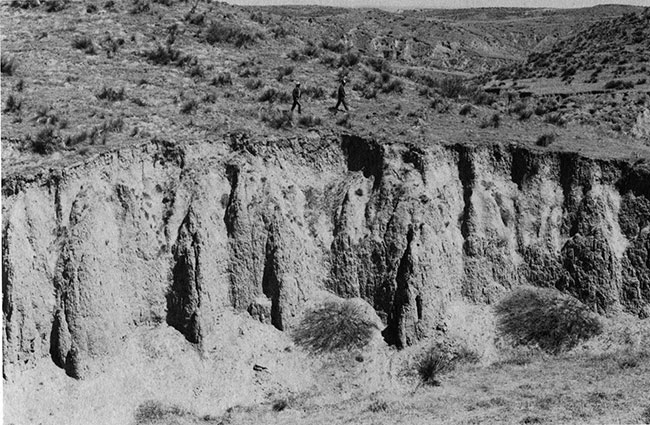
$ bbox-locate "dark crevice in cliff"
[383,226,414,349]
[341,135,384,189]
[510,146,537,191]
[402,144,427,183]
[2,225,13,380]
[456,145,475,255]
[167,208,203,344]
[617,160,650,200]
[261,222,283,331]
[223,164,240,237]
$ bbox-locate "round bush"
[293,298,379,353]
[495,287,603,353]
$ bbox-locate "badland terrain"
[2,1,650,424]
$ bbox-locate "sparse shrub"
[130,0,150,14]
[641,405,650,424]
[134,400,189,424]
[211,72,232,86]
[518,108,533,121]
[31,127,60,154]
[636,78,647,85]
[495,286,603,354]
[338,51,360,68]
[10,0,39,8]
[259,87,281,103]
[205,21,260,48]
[536,133,556,147]
[297,114,321,127]
[301,42,319,58]
[238,65,260,78]
[509,101,527,116]
[292,299,377,352]
[270,25,288,39]
[437,76,468,99]
[303,86,324,99]
[459,104,473,116]
[97,86,125,101]
[416,341,479,386]
[180,98,199,114]
[320,38,346,53]
[104,0,115,9]
[187,64,204,78]
[33,106,59,126]
[44,0,68,12]
[417,348,454,386]
[86,3,98,13]
[544,112,566,127]
[367,400,390,412]
[319,54,338,68]
[365,57,391,74]
[244,78,263,90]
[4,94,22,113]
[479,113,500,128]
[336,113,351,128]
[260,107,292,129]
[604,79,634,90]
[272,399,288,412]
[381,78,403,94]
[472,90,496,106]
[143,44,194,67]
[287,50,304,61]
[275,65,294,82]
[14,79,24,92]
[72,36,97,55]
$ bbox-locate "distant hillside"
[494,8,650,83]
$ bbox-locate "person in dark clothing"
[291,82,302,114]
[335,78,349,112]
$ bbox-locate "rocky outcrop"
[3,134,649,379]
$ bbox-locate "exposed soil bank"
[3,133,649,379]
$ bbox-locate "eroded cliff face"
[3,134,649,379]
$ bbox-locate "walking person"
[291,82,302,114]
[334,77,349,113]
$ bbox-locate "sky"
[225,0,650,9]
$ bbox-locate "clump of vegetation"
[130,0,150,14]
[44,0,68,12]
[417,341,479,386]
[187,64,204,79]
[320,38,346,53]
[297,114,322,127]
[302,86,325,99]
[604,79,634,90]
[143,44,195,67]
[205,21,261,48]
[275,65,294,82]
[180,98,199,114]
[97,86,125,101]
[4,94,22,113]
[338,51,360,68]
[31,127,60,154]
[479,113,500,128]
[32,105,60,126]
[495,286,603,354]
[134,400,193,424]
[72,35,96,54]
[259,107,292,129]
[244,78,263,90]
[258,87,291,103]
[536,133,556,147]
[1,53,17,75]
[459,104,474,116]
[544,112,566,127]
[211,72,232,86]
[292,299,378,353]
